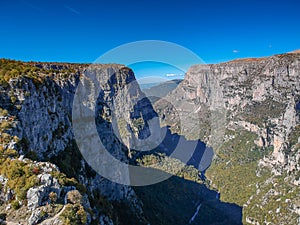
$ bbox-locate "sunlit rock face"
[155,52,300,224]
[0,62,156,224]
[158,52,300,171]
[1,51,300,224]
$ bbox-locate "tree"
[67,190,82,204]
[49,192,58,204]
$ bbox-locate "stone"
[28,208,41,225]
[99,215,114,225]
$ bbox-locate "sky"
[0,0,299,79]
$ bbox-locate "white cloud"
[166,73,183,77]
[166,73,176,77]
[233,50,239,53]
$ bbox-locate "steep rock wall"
[155,52,300,224]
[0,62,155,224]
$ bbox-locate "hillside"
[155,52,300,224]
[0,59,241,225]
[141,79,182,100]
[1,51,299,224]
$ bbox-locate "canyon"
[0,50,299,224]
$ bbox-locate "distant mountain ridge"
[141,79,182,99]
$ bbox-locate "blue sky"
[0,0,299,78]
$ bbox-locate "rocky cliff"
[155,52,300,224]
[0,59,245,225]
[0,60,152,224]
[1,51,299,224]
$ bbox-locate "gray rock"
[155,52,300,224]
[27,173,61,209]
[99,215,114,225]
[28,208,41,225]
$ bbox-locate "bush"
[0,58,80,86]
[137,153,203,183]
[10,96,17,103]
[0,159,38,200]
[60,203,87,225]
[67,190,82,205]
[49,192,58,204]
[0,108,8,117]
[0,121,11,130]
[11,200,21,210]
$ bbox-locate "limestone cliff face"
[205,53,298,173]
[0,62,154,224]
[159,52,300,172]
[155,52,300,224]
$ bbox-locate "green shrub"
[0,58,77,86]
[49,192,58,204]
[10,96,17,103]
[0,121,11,130]
[0,159,39,200]
[60,203,87,225]
[243,174,300,224]
[137,153,203,183]
[0,108,8,117]
[89,190,113,217]
[67,190,82,204]
[11,200,21,210]
[40,209,48,219]
[50,140,83,179]
[242,99,286,127]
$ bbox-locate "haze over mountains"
[141,79,182,99]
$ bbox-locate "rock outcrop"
[155,52,300,224]
[0,61,152,224]
[1,51,299,224]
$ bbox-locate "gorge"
[0,50,300,225]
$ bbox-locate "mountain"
[139,82,161,90]
[141,79,182,99]
[290,49,300,54]
[154,52,300,224]
[0,60,150,224]
[1,50,299,224]
[0,59,241,225]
